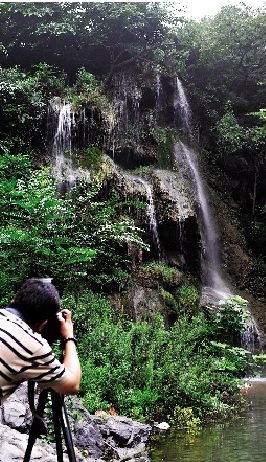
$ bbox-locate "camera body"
[41,312,62,345]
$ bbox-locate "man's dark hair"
[10,278,61,325]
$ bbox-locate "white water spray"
[132,176,161,260]
[174,76,192,138]
[174,77,230,299]
[175,141,229,298]
[49,98,89,191]
[51,100,76,187]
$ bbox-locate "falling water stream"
[175,141,229,299]
[133,176,161,260]
[50,99,89,191]
[174,77,230,299]
[51,100,76,188]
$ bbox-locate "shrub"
[175,283,199,313]
[70,291,253,423]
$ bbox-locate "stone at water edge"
[154,422,170,430]
[113,442,146,461]
[104,415,151,446]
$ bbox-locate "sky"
[179,0,265,19]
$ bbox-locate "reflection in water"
[151,377,266,462]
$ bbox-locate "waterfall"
[241,317,261,352]
[174,77,230,300]
[175,142,229,298]
[53,102,74,157]
[116,76,129,134]
[49,98,89,191]
[132,176,161,260]
[50,100,76,188]
[174,76,192,139]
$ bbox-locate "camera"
[41,311,63,345]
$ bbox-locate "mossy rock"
[136,263,183,289]
[160,288,178,311]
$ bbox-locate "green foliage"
[0,153,147,304]
[141,262,182,287]
[216,107,246,153]
[0,154,94,304]
[176,4,266,127]
[217,105,266,155]
[206,296,250,344]
[175,283,200,313]
[73,147,102,170]
[70,290,253,423]
[173,406,201,430]
[210,342,253,376]
[0,3,183,77]
[75,68,99,95]
[160,288,178,310]
[131,166,152,175]
[0,64,66,149]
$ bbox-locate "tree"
[0,2,184,79]
[216,105,266,216]
[175,4,266,135]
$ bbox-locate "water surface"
[151,377,266,462]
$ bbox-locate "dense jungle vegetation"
[0,2,265,424]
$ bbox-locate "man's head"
[10,278,61,328]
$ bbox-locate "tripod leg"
[60,402,77,462]
[23,389,49,462]
[51,391,65,462]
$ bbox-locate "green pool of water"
[150,377,266,462]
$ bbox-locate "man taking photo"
[0,278,81,403]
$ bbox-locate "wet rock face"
[127,284,167,320]
[108,144,156,170]
[209,189,252,288]
[152,169,194,223]
[99,157,201,274]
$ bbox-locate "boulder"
[0,422,70,462]
[105,416,150,447]
[0,383,31,432]
[0,386,151,462]
[112,443,146,461]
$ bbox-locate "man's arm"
[51,309,81,394]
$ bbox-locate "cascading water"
[174,76,192,139]
[53,102,74,157]
[133,176,161,260]
[49,98,89,192]
[174,77,230,300]
[175,141,229,299]
[51,99,76,189]
[174,78,262,350]
[113,75,142,141]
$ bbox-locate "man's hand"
[57,309,74,338]
[52,308,81,395]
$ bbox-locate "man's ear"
[35,319,48,333]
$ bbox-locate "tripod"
[23,384,76,462]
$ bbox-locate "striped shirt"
[0,309,70,403]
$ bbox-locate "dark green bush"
[69,291,253,423]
